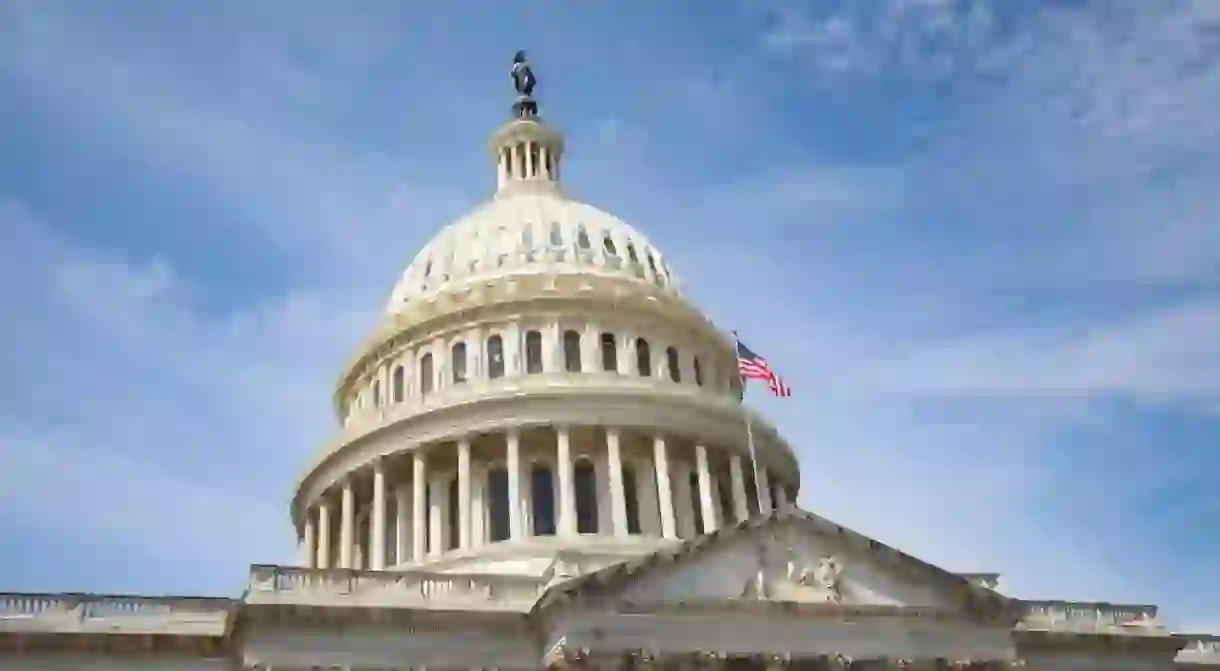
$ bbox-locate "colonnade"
[300,425,794,570]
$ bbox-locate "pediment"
[539,509,1011,624]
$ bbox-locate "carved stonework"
[812,556,844,602]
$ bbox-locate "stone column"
[730,455,749,523]
[471,466,486,546]
[458,438,472,550]
[369,460,386,570]
[316,501,331,569]
[507,322,523,376]
[581,321,598,372]
[394,483,410,564]
[339,479,355,569]
[606,428,628,537]
[507,429,523,539]
[412,451,427,562]
[653,436,677,539]
[695,444,717,533]
[429,474,447,557]
[556,426,577,537]
[303,513,317,569]
[757,467,773,515]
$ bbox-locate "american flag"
[736,338,792,397]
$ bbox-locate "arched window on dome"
[600,333,618,372]
[420,353,434,396]
[666,347,681,383]
[693,357,703,387]
[549,221,563,246]
[689,470,704,534]
[423,260,433,278]
[372,380,382,407]
[574,458,598,534]
[447,478,460,550]
[622,465,642,534]
[525,330,543,374]
[451,342,467,384]
[487,467,510,542]
[635,338,651,377]
[576,225,591,250]
[530,464,556,536]
[717,474,735,524]
[646,250,658,275]
[563,330,582,373]
[486,334,505,379]
[392,365,404,403]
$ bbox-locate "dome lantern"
[492,51,565,197]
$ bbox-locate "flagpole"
[732,330,765,518]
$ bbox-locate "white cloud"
[833,299,1220,403]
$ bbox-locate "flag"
[736,338,792,397]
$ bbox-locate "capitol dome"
[291,84,798,579]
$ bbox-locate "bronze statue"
[511,50,536,97]
[511,50,539,118]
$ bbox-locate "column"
[339,479,355,569]
[458,438,472,550]
[653,436,677,539]
[730,455,748,523]
[581,322,598,372]
[370,460,386,570]
[429,474,446,557]
[412,451,427,562]
[394,483,410,564]
[471,467,486,546]
[606,429,628,537]
[303,511,317,569]
[507,429,523,539]
[775,480,792,510]
[695,445,717,533]
[316,501,331,569]
[757,466,773,514]
[507,322,523,375]
[556,426,577,537]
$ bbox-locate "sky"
[0,0,1217,632]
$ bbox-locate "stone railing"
[0,592,233,635]
[245,565,547,611]
[1015,600,1165,635]
[1176,635,1220,665]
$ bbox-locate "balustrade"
[1017,600,1161,633]
[247,564,546,607]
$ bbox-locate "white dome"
[385,192,681,313]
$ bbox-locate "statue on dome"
[511,50,539,118]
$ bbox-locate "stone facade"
[2,67,1214,671]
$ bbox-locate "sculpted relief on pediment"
[740,543,846,603]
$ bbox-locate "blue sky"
[1,0,1217,631]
